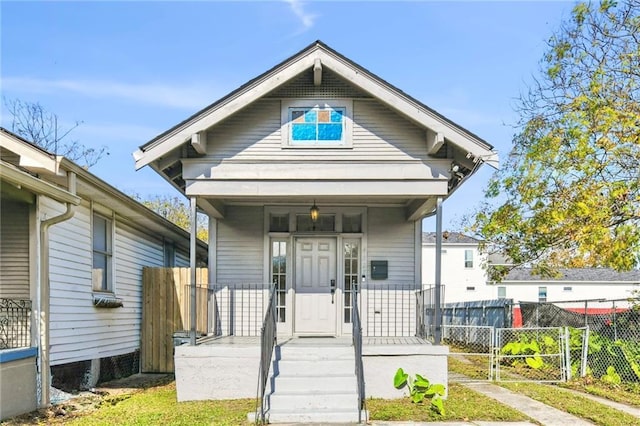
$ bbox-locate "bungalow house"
[133,41,498,423]
[0,128,207,420]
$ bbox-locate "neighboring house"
[422,231,640,305]
[133,40,498,420]
[498,268,640,305]
[0,128,207,420]
[422,232,489,302]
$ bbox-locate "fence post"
[612,300,617,341]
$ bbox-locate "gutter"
[38,171,77,408]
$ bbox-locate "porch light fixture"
[310,201,319,222]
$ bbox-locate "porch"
[173,284,448,412]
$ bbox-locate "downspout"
[39,171,76,408]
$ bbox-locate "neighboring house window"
[272,240,287,323]
[92,213,113,292]
[464,250,473,268]
[538,286,548,302]
[282,100,352,148]
[164,241,176,267]
[497,286,507,299]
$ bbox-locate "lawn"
[2,379,530,425]
[448,353,640,426]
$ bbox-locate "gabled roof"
[503,268,640,283]
[134,40,498,170]
[0,127,207,257]
[422,231,480,244]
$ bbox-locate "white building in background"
[422,232,640,304]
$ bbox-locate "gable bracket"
[191,131,208,155]
[313,58,322,86]
[426,130,445,155]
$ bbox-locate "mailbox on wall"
[370,260,388,280]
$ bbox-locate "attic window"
[282,100,352,148]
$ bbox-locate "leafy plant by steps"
[393,368,446,415]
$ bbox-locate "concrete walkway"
[461,382,593,425]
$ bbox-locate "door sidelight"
[330,279,336,304]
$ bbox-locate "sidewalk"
[461,382,593,425]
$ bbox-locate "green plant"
[501,334,557,370]
[393,368,446,415]
[601,366,622,385]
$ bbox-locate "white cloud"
[284,0,316,30]
[1,76,216,110]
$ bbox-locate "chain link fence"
[442,325,494,381]
[520,299,640,383]
[437,298,640,384]
[495,327,566,382]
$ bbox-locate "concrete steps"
[265,343,363,424]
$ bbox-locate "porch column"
[189,197,197,346]
[434,197,443,344]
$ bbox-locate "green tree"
[135,194,209,242]
[473,0,640,280]
[3,98,108,168]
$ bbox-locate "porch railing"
[363,283,420,337]
[352,286,365,423]
[0,298,32,349]
[255,284,277,424]
[187,283,271,337]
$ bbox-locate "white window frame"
[281,99,353,148]
[464,249,474,268]
[92,210,114,293]
[538,286,548,302]
[497,286,507,299]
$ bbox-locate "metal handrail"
[352,287,366,423]
[254,284,277,424]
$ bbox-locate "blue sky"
[1,1,575,230]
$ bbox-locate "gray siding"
[0,200,30,299]
[367,207,415,284]
[204,99,427,162]
[216,206,264,283]
[364,207,417,337]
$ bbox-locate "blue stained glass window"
[289,106,346,145]
[304,110,317,123]
[318,123,342,140]
[292,123,317,140]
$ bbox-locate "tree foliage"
[135,194,209,242]
[4,98,108,168]
[473,0,640,280]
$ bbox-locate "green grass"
[368,382,532,423]
[449,350,640,426]
[63,383,254,426]
[561,378,640,407]
[500,382,639,426]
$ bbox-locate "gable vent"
[267,69,371,99]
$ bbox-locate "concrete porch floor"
[196,335,430,346]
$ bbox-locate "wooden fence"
[141,267,208,373]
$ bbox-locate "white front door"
[294,238,337,335]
